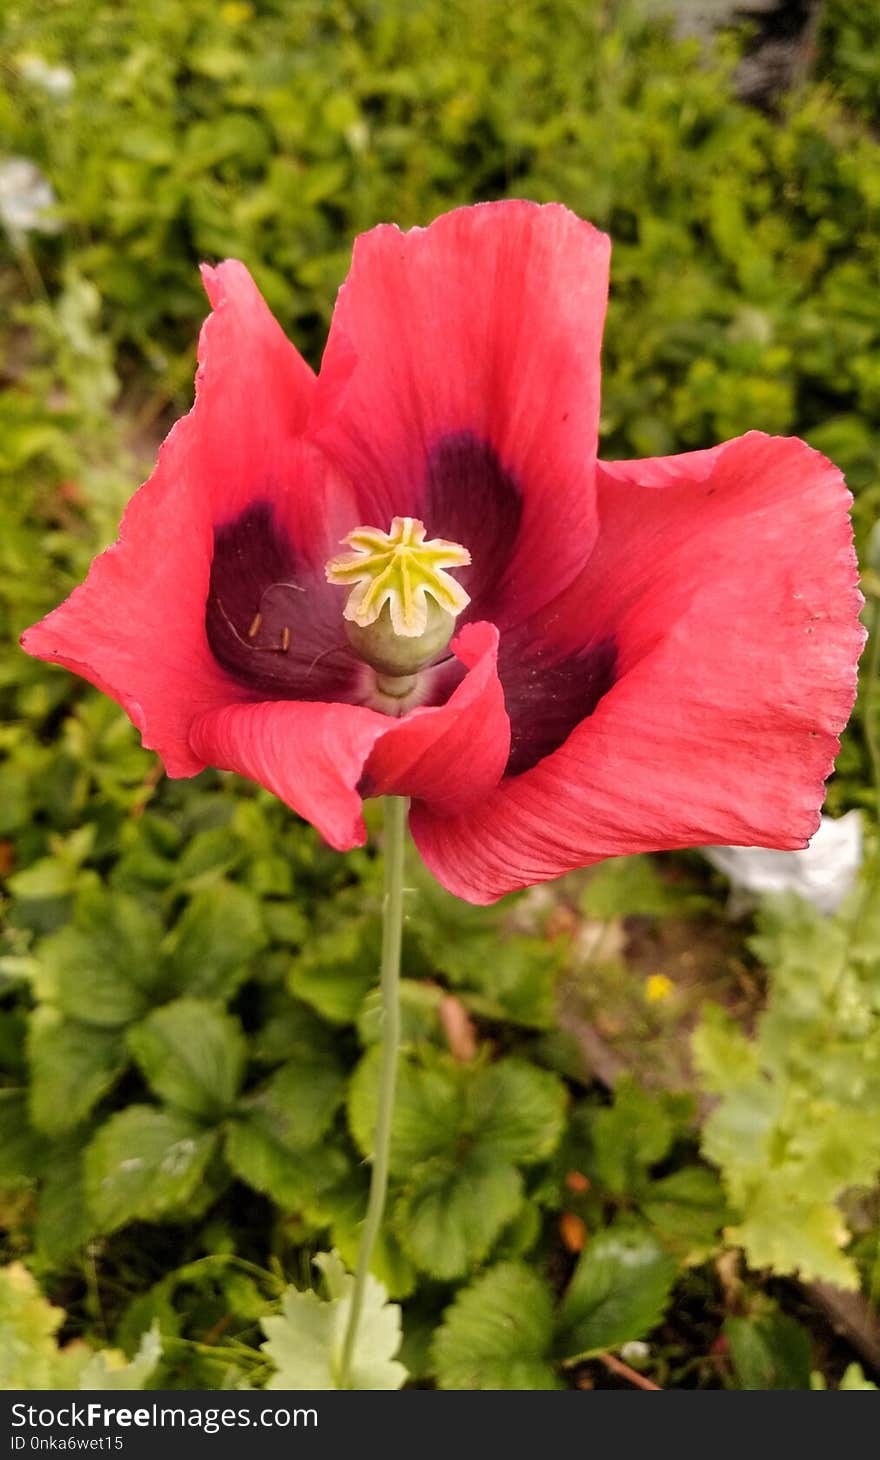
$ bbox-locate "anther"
[247,612,262,639]
[280,626,291,653]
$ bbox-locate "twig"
[599,1353,662,1391]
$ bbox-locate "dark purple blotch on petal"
[499,635,617,778]
[206,501,361,702]
[422,432,522,624]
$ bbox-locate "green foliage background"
[1,0,879,1390]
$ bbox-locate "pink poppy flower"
[21,202,864,903]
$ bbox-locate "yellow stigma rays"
[325,516,471,638]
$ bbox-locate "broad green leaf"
[237,1054,346,1151]
[640,1166,729,1262]
[395,1155,523,1280]
[725,1312,812,1391]
[36,1141,95,1263]
[321,1171,417,1300]
[127,998,246,1120]
[357,979,444,1048]
[350,1048,566,1174]
[85,1107,220,1233]
[226,1051,347,1206]
[351,1049,563,1279]
[260,1251,406,1391]
[0,1090,44,1187]
[250,996,341,1067]
[591,1077,679,1197]
[165,882,265,1000]
[556,1228,677,1361]
[8,858,79,901]
[28,1008,126,1135]
[725,1197,859,1291]
[38,888,165,1027]
[289,913,381,1024]
[174,827,242,888]
[348,1045,463,1170]
[471,1059,568,1165]
[405,870,559,1027]
[433,1263,561,1390]
[226,1115,348,1208]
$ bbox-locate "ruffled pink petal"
[189,623,509,846]
[21,262,329,775]
[411,433,865,903]
[309,200,610,624]
[364,622,509,813]
[189,700,387,849]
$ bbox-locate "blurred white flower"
[18,54,75,99]
[703,811,863,916]
[0,157,61,239]
[620,1340,651,1365]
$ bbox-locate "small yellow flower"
[645,973,674,1004]
[220,2,253,26]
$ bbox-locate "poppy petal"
[309,200,610,625]
[189,623,509,846]
[189,699,386,849]
[364,621,509,814]
[411,433,864,903]
[21,262,325,775]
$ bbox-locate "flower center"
[325,517,471,691]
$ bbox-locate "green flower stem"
[338,793,409,1388]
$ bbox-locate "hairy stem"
[337,794,408,1388]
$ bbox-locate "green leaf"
[251,998,341,1066]
[639,1166,729,1262]
[357,979,444,1048]
[0,1262,65,1389]
[0,1090,44,1187]
[350,1048,564,1279]
[73,1324,162,1391]
[226,1057,348,1208]
[36,1140,95,1264]
[348,1045,461,1170]
[165,882,265,1000]
[432,1263,561,1390]
[85,1107,220,1233]
[289,913,381,1024]
[127,998,246,1120]
[580,854,703,920]
[556,1228,677,1361]
[260,1251,406,1391]
[395,1155,524,1280]
[405,871,560,1027]
[694,891,880,1289]
[0,1264,160,1391]
[350,1048,566,1174]
[725,1312,813,1391]
[320,1171,417,1300]
[239,1054,346,1150]
[837,1363,878,1391]
[591,1077,679,1197]
[28,1008,127,1135]
[38,888,165,1027]
[471,1059,568,1165]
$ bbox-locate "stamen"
[247,612,262,639]
[280,626,291,653]
[326,516,471,638]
